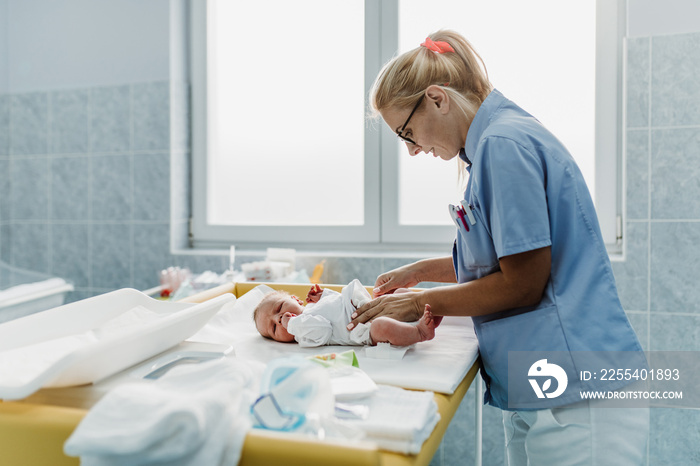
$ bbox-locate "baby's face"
[255,294,303,342]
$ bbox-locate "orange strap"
[420,37,455,54]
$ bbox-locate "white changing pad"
[0,288,234,400]
[189,285,479,394]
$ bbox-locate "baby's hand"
[281,311,295,329]
[306,284,323,303]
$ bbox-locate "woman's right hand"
[373,263,420,297]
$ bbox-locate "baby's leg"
[369,305,436,346]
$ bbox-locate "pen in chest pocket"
[449,201,476,235]
[460,200,477,226]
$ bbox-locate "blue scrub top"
[453,89,646,410]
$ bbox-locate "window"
[191,0,623,252]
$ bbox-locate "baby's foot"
[416,305,437,342]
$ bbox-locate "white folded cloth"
[364,342,411,360]
[340,385,440,454]
[64,358,262,466]
[0,277,67,304]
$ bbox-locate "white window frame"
[190,0,624,253]
[597,0,626,254]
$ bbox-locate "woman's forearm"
[413,256,457,284]
[352,248,550,326]
[418,247,551,317]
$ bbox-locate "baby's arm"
[286,313,333,347]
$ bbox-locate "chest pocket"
[454,199,499,282]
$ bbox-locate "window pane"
[398,0,596,225]
[398,147,464,225]
[206,0,365,226]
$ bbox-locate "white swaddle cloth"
[287,279,373,347]
[64,358,262,466]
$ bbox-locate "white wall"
[4,0,700,94]
[5,0,169,93]
[628,0,700,37]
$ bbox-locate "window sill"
[172,244,451,261]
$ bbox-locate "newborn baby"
[253,279,436,348]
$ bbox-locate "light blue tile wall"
[611,32,700,464]
[51,223,89,288]
[10,92,48,155]
[0,96,8,155]
[0,95,7,264]
[51,156,89,220]
[0,32,699,466]
[0,81,189,299]
[133,82,170,152]
[650,33,700,127]
[90,86,131,153]
[0,79,230,299]
[133,153,170,222]
[626,129,649,220]
[50,89,88,154]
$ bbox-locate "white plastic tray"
[0,288,234,400]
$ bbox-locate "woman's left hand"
[347,292,424,330]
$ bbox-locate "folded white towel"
[64,358,262,466]
[0,277,67,304]
[340,385,440,454]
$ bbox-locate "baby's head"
[253,290,304,342]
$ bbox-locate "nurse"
[350,30,649,465]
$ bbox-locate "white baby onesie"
[286,279,372,347]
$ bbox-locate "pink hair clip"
[420,37,455,54]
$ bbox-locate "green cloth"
[307,350,359,368]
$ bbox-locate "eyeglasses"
[396,94,424,145]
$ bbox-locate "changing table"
[0,282,480,466]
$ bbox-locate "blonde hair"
[370,29,492,119]
[370,30,493,182]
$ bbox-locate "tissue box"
[241,261,293,281]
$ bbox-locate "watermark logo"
[509,351,697,409]
[528,359,568,399]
